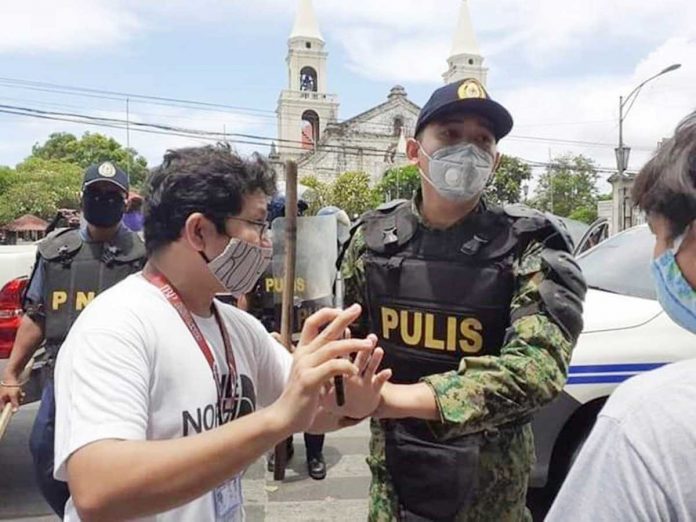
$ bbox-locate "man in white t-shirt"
[53,145,391,522]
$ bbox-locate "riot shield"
[270,215,338,338]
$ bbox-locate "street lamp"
[615,63,681,231]
[616,63,681,176]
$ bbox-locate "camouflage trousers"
[366,421,534,522]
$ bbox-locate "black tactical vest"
[39,228,146,353]
[362,201,524,385]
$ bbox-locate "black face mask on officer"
[82,189,126,228]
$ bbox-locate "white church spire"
[450,0,480,56]
[443,0,488,86]
[290,0,323,42]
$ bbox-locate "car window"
[558,218,589,250]
[576,226,656,300]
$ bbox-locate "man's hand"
[269,304,378,435]
[0,372,26,413]
[322,341,392,420]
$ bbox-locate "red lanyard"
[143,270,237,421]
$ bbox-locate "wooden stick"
[0,356,35,442]
[273,161,298,481]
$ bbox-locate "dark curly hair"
[144,144,277,254]
[632,110,696,237]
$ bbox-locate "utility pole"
[126,98,131,177]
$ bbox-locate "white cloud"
[496,36,696,194]
[0,0,141,54]
[250,0,696,84]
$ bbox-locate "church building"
[271,0,487,183]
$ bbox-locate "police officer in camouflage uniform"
[0,162,146,517]
[340,79,586,521]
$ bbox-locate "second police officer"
[0,162,146,518]
[247,197,351,480]
[340,79,587,521]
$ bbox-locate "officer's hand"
[322,341,391,420]
[271,305,377,435]
[0,378,25,413]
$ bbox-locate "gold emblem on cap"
[457,79,486,100]
[98,162,116,178]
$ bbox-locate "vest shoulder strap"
[503,204,574,254]
[37,228,82,261]
[362,200,418,254]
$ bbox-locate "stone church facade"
[272,0,486,184]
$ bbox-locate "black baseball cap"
[415,78,513,142]
[82,162,129,192]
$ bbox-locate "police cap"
[82,162,129,193]
[414,78,513,142]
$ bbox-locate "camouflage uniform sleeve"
[340,226,370,339]
[422,240,577,438]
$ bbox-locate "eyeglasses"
[228,217,269,242]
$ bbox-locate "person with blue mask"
[548,110,696,521]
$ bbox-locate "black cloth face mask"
[82,190,125,228]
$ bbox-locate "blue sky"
[1,0,695,193]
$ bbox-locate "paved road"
[0,402,57,521]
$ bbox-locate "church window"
[468,58,474,65]
[306,42,312,49]
[301,110,320,149]
[300,66,318,92]
[393,117,404,137]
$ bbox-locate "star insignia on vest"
[98,162,117,178]
[457,79,487,100]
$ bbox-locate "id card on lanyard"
[143,270,238,425]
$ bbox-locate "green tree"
[0,159,82,224]
[329,171,380,218]
[0,166,18,196]
[31,131,149,188]
[377,165,420,202]
[299,175,332,215]
[485,155,532,205]
[531,154,599,224]
[0,181,64,223]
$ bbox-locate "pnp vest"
[361,200,574,385]
[362,201,521,384]
[38,228,146,353]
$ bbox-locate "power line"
[0,76,649,143]
[0,77,277,116]
[1,104,632,175]
[0,104,402,159]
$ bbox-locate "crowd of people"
[0,77,694,521]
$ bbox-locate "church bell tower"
[277,0,339,160]
[443,0,488,86]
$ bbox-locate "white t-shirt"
[54,274,293,522]
[547,358,696,522]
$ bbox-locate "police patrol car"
[530,224,695,500]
